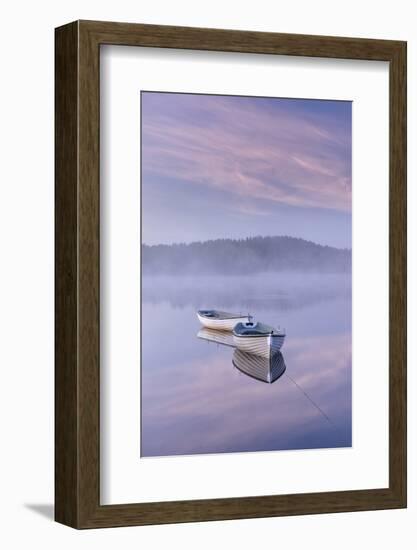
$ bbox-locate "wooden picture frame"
[55,20,407,529]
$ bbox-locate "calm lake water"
[141,273,352,457]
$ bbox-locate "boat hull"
[197,313,249,331]
[233,333,285,358]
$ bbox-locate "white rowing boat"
[232,349,286,383]
[196,309,250,331]
[233,321,285,358]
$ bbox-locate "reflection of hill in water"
[142,274,351,311]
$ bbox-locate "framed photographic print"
[55,20,406,528]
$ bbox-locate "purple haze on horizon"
[141,92,352,249]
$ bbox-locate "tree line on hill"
[142,235,351,275]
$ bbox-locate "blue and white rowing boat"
[233,321,285,358]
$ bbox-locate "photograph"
[140,91,352,458]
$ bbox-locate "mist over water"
[141,272,352,457]
[142,272,351,312]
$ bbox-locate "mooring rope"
[284,372,333,425]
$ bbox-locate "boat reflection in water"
[232,348,286,384]
[197,327,235,348]
[197,327,285,384]
[197,327,333,422]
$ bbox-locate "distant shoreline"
[142,235,351,276]
[142,235,351,252]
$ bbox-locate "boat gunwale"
[233,323,286,338]
[197,310,249,320]
[233,332,286,338]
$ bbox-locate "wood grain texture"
[388,41,407,504]
[55,20,407,529]
[55,21,79,527]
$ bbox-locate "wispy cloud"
[142,93,352,213]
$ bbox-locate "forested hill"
[142,236,351,275]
